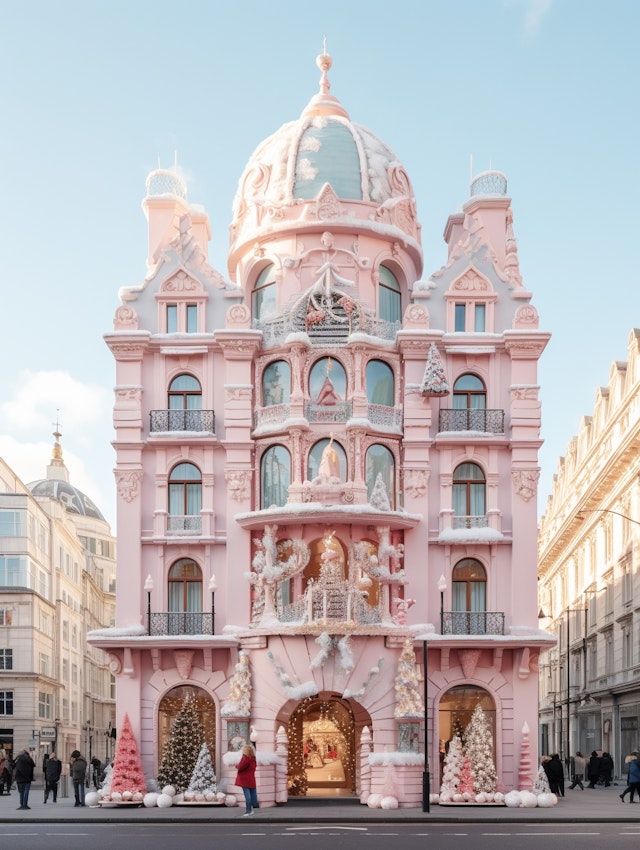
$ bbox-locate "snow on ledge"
[368,752,425,767]
[438,527,504,544]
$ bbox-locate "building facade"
[0,438,116,772]
[90,53,551,806]
[538,329,640,778]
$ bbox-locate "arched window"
[366,360,394,406]
[453,374,486,410]
[308,438,347,483]
[366,444,395,508]
[262,361,291,407]
[438,686,496,785]
[452,462,486,526]
[261,445,291,508]
[452,558,487,612]
[378,265,401,324]
[169,374,202,410]
[309,357,347,403]
[168,463,202,517]
[168,558,202,613]
[252,264,277,320]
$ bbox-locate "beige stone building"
[0,436,115,774]
[538,329,640,778]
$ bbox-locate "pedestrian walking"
[600,751,613,786]
[587,750,601,788]
[545,753,565,797]
[235,743,259,816]
[70,750,88,807]
[0,749,9,795]
[12,749,35,810]
[620,752,640,803]
[44,752,62,803]
[569,751,585,790]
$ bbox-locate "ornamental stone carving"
[225,469,251,501]
[404,469,429,499]
[116,469,143,503]
[161,270,201,292]
[316,184,341,220]
[174,650,194,680]
[403,303,429,328]
[226,303,251,328]
[459,648,481,678]
[513,304,539,328]
[114,305,138,329]
[451,268,491,292]
[512,469,539,502]
[510,385,539,400]
[108,653,122,675]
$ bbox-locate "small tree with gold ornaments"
[464,704,497,793]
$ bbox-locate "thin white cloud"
[505,0,553,37]
[0,370,109,431]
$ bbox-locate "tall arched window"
[366,444,395,508]
[309,357,347,403]
[438,686,496,785]
[453,374,486,410]
[366,360,394,406]
[168,463,202,519]
[308,438,347,482]
[252,264,277,320]
[452,462,486,527]
[262,361,291,406]
[452,558,487,612]
[261,445,291,508]
[378,265,401,324]
[168,558,202,613]
[169,374,202,410]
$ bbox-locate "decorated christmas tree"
[457,755,475,796]
[369,473,391,511]
[439,735,463,795]
[157,695,205,792]
[184,741,217,799]
[221,650,251,717]
[393,638,423,718]
[420,343,450,396]
[464,704,497,793]
[532,764,551,794]
[110,713,146,796]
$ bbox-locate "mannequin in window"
[317,434,341,482]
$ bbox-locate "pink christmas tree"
[458,755,475,796]
[110,713,146,795]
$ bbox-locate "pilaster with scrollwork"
[115,469,143,503]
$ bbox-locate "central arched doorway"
[157,685,216,769]
[438,685,496,788]
[287,694,358,798]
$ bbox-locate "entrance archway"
[438,685,496,787]
[157,685,216,768]
[286,694,358,797]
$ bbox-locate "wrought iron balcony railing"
[439,409,504,434]
[452,515,489,530]
[150,410,215,433]
[148,611,214,636]
[367,404,403,429]
[442,611,505,635]
[304,401,353,423]
[254,403,291,429]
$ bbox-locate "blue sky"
[0,0,638,528]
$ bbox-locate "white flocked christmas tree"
[184,742,217,802]
[464,704,497,794]
[439,734,464,796]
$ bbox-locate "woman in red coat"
[236,744,259,815]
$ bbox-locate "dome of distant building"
[27,431,106,521]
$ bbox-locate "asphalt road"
[2,822,640,850]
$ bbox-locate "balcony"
[150,410,215,433]
[442,611,505,635]
[149,612,214,636]
[304,401,353,423]
[254,403,290,429]
[167,515,202,535]
[367,404,403,429]
[452,515,489,530]
[439,409,504,434]
[278,583,383,627]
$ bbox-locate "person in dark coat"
[44,752,62,803]
[13,749,35,810]
[587,751,601,788]
[0,749,9,794]
[620,752,640,802]
[600,752,613,786]
[235,744,259,816]
[545,753,565,797]
[70,750,88,807]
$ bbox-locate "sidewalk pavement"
[1,782,639,824]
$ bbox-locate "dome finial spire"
[317,38,332,97]
[52,410,63,462]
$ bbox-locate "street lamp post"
[438,575,447,634]
[577,509,640,526]
[422,638,430,813]
[144,574,154,634]
[209,575,217,634]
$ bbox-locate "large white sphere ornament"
[380,796,399,810]
[161,785,176,797]
[367,793,383,808]
[85,791,100,807]
[224,795,237,807]
[157,793,173,808]
[536,792,555,808]
[504,790,522,808]
[520,790,538,808]
[143,792,159,807]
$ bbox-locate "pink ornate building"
[89,53,552,807]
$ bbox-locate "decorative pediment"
[450,266,492,294]
[160,269,204,293]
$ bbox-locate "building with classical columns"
[538,329,640,777]
[89,52,551,807]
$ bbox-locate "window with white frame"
[39,652,49,676]
[0,608,12,626]
[38,691,52,719]
[0,649,12,670]
[0,690,13,714]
